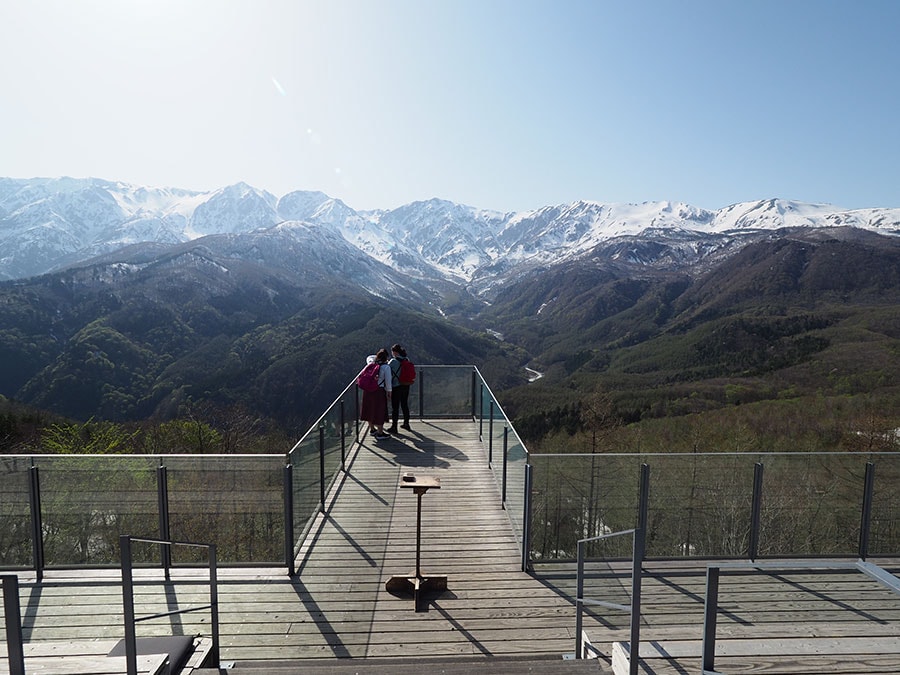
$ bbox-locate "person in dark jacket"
[387,343,412,433]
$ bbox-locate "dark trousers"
[391,384,410,427]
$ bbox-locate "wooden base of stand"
[386,573,448,612]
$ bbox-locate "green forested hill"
[2,227,900,453]
[0,258,524,432]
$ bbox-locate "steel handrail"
[120,535,220,675]
[701,558,900,674]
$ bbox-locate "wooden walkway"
[2,418,900,673]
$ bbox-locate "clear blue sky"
[2,1,898,213]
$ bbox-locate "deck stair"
[193,653,605,673]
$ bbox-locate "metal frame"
[2,574,25,675]
[119,535,220,675]
[701,558,900,675]
[574,464,650,673]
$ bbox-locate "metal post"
[575,539,585,658]
[749,462,764,561]
[157,463,171,577]
[28,464,44,581]
[318,426,326,513]
[479,384,485,440]
[120,535,138,675]
[501,426,509,507]
[859,462,875,561]
[284,462,295,575]
[622,463,650,675]
[415,490,424,579]
[354,386,360,441]
[637,464,650,543]
[208,543,221,666]
[488,401,495,465]
[629,526,645,675]
[2,575,25,675]
[701,565,721,673]
[471,369,477,419]
[418,367,425,419]
[522,464,533,572]
[340,400,346,470]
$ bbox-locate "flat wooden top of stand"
[399,474,441,490]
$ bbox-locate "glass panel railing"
[289,382,357,550]
[417,366,473,417]
[529,454,641,560]
[0,456,32,568]
[474,367,530,554]
[871,458,900,556]
[527,452,900,562]
[166,455,284,564]
[644,453,756,558]
[503,431,529,542]
[32,455,159,566]
[753,453,865,557]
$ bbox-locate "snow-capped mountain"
[1,176,899,285]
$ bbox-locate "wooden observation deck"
[2,418,900,674]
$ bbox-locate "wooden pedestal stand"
[385,474,447,611]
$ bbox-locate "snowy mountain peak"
[1,176,899,284]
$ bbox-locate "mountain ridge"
[2,176,899,285]
[3,176,900,432]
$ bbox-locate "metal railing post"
[318,426,326,513]
[615,463,651,674]
[637,464,650,545]
[501,426,509,507]
[629,526,645,675]
[479,384,485,440]
[2,574,25,675]
[418,367,425,418]
[488,401,495,465]
[28,464,44,581]
[340,400,346,470]
[354,386,360,441]
[859,462,875,561]
[749,462,764,561]
[575,538,585,658]
[701,565,721,674]
[157,463,171,577]
[522,463,533,572]
[119,535,139,675]
[471,368,477,419]
[208,544,221,666]
[284,462,295,575]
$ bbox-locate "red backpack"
[398,358,416,385]
[356,362,381,392]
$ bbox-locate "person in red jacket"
[387,343,412,434]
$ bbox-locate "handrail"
[120,535,220,675]
[288,373,361,455]
[574,464,649,672]
[2,574,25,675]
[701,559,900,675]
[575,528,640,666]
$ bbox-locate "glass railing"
[7,370,897,574]
[0,456,32,568]
[0,454,287,571]
[528,452,900,562]
[472,368,530,558]
[288,378,358,550]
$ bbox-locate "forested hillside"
[2,227,900,456]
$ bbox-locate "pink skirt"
[360,388,388,425]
